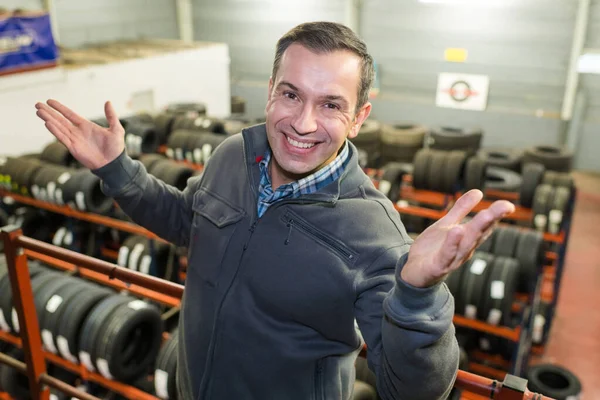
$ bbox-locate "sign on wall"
[435,72,490,111]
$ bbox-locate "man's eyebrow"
[277,81,300,92]
[321,94,349,105]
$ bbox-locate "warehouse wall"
[576,0,600,172]
[192,0,347,117]
[363,0,575,148]
[192,0,586,162]
[54,0,179,48]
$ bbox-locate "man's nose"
[291,104,318,135]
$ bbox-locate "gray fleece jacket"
[93,123,459,400]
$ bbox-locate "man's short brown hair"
[272,22,375,115]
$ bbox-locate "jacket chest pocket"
[188,188,245,287]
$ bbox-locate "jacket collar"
[241,123,367,205]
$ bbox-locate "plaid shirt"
[257,141,350,218]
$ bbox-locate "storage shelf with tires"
[367,154,575,388]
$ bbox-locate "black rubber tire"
[172,115,226,135]
[8,271,62,334]
[476,147,523,172]
[522,146,573,173]
[125,122,160,154]
[62,169,113,215]
[514,230,544,294]
[444,265,464,299]
[484,167,523,192]
[119,113,154,129]
[520,163,546,208]
[379,162,409,203]
[39,279,94,354]
[34,274,76,349]
[165,102,207,116]
[427,150,448,192]
[40,141,76,167]
[8,207,61,243]
[127,236,149,272]
[355,119,381,143]
[352,381,378,400]
[477,228,496,253]
[479,256,519,326]
[441,151,467,194]
[526,364,582,399]
[0,347,30,399]
[164,332,179,399]
[412,149,432,190]
[456,252,495,319]
[10,157,43,197]
[380,123,426,164]
[542,171,558,185]
[458,346,469,371]
[464,157,487,191]
[94,299,163,382]
[78,295,134,373]
[224,118,251,136]
[2,157,43,196]
[554,173,575,189]
[153,113,176,144]
[37,165,78,206]
[147,242,178,281]
[117,235,143,268]
[547,187,570,234]
[231,96,246,114]
[531,184,554,231]
[188,132,228,164]
[0,270,12,333]
[139,154,167,172]
[151,161,194,191]
[166,130,192,161]
[155,329,179,400]
[429,126,483,154]
[55,286,113,364]
[492,226,520,257]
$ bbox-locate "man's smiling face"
[264,43,371,187]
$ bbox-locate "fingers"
[35,106,73,134]
[441,189,484,225]
[467,200,515,233]
[104,101,121,130]
[454,199,515,260]
[44,120,72,147]
[46,99,86,126]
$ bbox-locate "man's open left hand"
[400,189,516,288]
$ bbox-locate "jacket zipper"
[287,215,355,262]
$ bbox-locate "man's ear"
[348,102,372,139]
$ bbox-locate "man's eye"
[325,103,339,110]
[284,92,297,100]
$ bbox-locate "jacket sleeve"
[91,150,201,247]
[354,245,459,400]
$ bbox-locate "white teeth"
[286,136,315,149]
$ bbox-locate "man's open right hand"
[35,99,125,170]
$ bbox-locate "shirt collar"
[258,140,349,193]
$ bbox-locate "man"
[35,22,513,400]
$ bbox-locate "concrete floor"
[530,171,600,399]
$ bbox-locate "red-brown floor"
[530,180,600,399]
